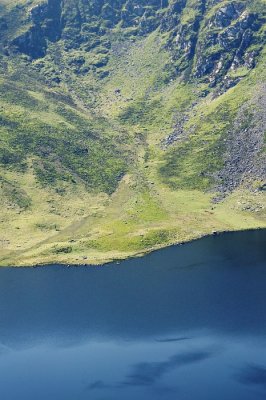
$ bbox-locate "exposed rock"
[162,111,193,148]
[194,4,261,85]
[12,0,62,58]
[3,0,264,90]
[211,84,266,199]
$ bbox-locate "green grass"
[0,74,128,193]
[159,60,265,190]
[0,0,265,266]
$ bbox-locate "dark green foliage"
[0,76,127,194]
[0,146,24,166]
[138,229,173,249]
[119,98,162,125]
[0,82,39,109]
[0,176,31,209]
[53,246,73,254]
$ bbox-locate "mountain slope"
[0,0,265,266]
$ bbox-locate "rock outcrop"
[3,0,263,89]
[212,84,266,198]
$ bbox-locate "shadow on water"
[0,230,265,400]
[0,230,265,345]
[236,364,266,388]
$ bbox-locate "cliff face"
[3,0,264,89]
[9,0,165,56]
[10,0,62,58]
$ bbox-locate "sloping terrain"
[0,0,265,266]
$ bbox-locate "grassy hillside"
[0,0,265,266]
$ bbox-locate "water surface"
[0,230,265,399]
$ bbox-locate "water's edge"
[0,229,265,400]
[3,227,266,269]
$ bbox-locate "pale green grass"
[0,166,265,266]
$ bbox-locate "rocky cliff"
[3,0,264,89]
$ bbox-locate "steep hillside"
[0,0,265,266]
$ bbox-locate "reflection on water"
[0,230,265,399]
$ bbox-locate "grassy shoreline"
[1,226,266,268]
[1,167,265,268]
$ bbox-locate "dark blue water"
[0,230,265,400]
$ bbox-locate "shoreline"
[2,226,265,269]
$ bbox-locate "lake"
[0,230,265,400]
